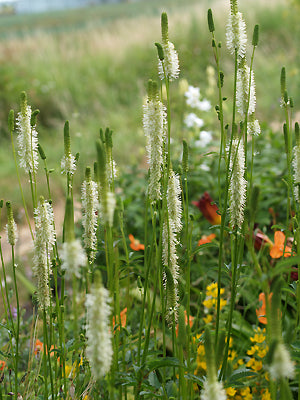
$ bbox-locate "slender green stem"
[11,248,19,400]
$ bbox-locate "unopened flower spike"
[104,128,117,185]
[61,120,76,175]
[143,79,167,202]
[158,12,179,81]
[8,109,14,133]
[252,24,259,47]
[61,197,87,277]
[82,166,99,263]
[96,139,116,227]
[207,9,215,33]
[16,91,39,174]
[85,271,113,379]
[6,201,18,247]
[182,139,189,174]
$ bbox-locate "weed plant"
[0,1,299,399]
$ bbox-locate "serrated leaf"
[227,369,257,384]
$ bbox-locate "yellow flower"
[228,349,237,361]
[256,346,268,358]
[250,327,266,343]
[240,387,253,399]
[203,314,213,324]
[261,389,271,400]
[226,387,236,396]
[203,298,213,309]
[246,358,263,372]
[247,345,257,356]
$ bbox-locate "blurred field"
[0,0,297,208]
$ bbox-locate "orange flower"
[113,307,127,331]
[256,292,273,325]
[0,360,6,371]
[129,234,145,251]
[34,339,43,355]
[192,192,221,225]
[270,231,292,259]
[198,233,216,246]
[176,310,194,337]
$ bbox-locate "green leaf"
[227,369,258,385]
[146,357,182,372]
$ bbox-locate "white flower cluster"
[195,131,213,148]
[226,12,247,59]
[61,239,87,278]
[158,41,180,81]
[269,342,295,380]
[162,170,182,325]
[293,144,300,202]
[229,138,247,229]
[184,113,204,129]
[33,199,56,310]
[81,179,99,262]
[143,95,167,202]
[236,63,256,118]
[16,105,39,174]
[185,85,211,111]
[6,209,18,247]
[85,285,113,379]
[61,153,76,175]
[200,379,227,400]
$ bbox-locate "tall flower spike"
[226,9,247,60]
[61,121,76,175]
[33,196,56,310]
[236,58,256,118]
[82,167,99,263]
[293,122,300,201]
[61,197,87,277]
[5,201,18,246]
[143,80,167,202]
[162,168,183,325]
[16,91,39,174]
[85,274,113,379]
[158,13,180,81]
[229,137,247,229]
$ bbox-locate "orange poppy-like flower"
[192,192,221,225]
[176,310,194,337]
[129,234,145,251]
[198,233,216,246]
[256,292,273,325]
[113,307,127,331]
[34,339,43,355]
[0,360,6,371]
[269,231,292,259]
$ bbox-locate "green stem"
[12,248,19,400]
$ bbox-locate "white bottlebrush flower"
[162,169,183,325]
[236,61,256,117]
[34,199,56,249]
[248,117,261,136]
[293,144,300,202]
[143,92,167,202]
[33,244,50,310]
[184,85,201,108]
[184,113,204,129]
[61,239,87,278]
[200,379,227,400]
[158,41,180,81]
[81,178,99,262]
[106,191,116,228]
[85,285,113,379]
[6,202,18,247]
[16,105,39,174]
[226,11,247,59]
[229,138,247,229]
[269,342,295,380]
[167,170,182,233]
[61,153,76,175]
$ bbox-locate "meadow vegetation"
[0,0,299,399]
